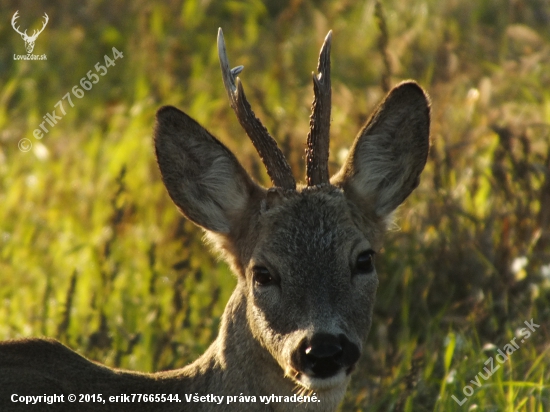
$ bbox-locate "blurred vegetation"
[1,0,549,410]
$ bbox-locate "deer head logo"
[11,11,49,54]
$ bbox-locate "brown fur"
[0,77,429,411]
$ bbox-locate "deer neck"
[178,283,278,390]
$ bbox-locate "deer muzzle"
[291,333,360,381]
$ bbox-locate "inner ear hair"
[154,106,261,234]
[332,81,430,218]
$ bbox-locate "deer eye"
[355,250,375,274]
[252,266,274,286]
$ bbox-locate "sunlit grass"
[1,0,549,410]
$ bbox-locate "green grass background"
[1,0,549,410]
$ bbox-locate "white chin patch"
[298,370,348,391]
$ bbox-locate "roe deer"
[0,29,430,411]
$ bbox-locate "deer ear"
[332,82,430,218]
[154,106,262,233]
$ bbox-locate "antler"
[11,11,26,37]
[306,31,332,186]
[11,11,48,40]
[28,13,49,40]
[217,28,296,190]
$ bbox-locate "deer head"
[153,29,430,405]
[11,11,49,54]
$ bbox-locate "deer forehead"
[251,187,380,268]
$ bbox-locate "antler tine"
[217,28,296,190]
[306,30,332,186]
[11,11,26,36]
[31,13,49,38]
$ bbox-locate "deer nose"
[305,341,342,358]
[292,333,360,379]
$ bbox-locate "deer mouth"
[288,367,350,392]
